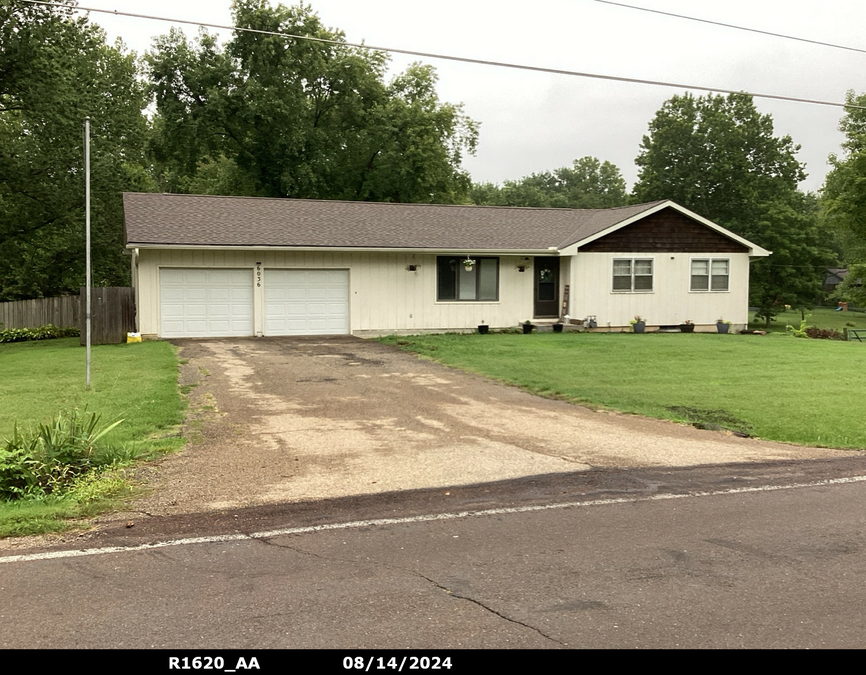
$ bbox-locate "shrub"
[0,324,80,344]
[0,410,124,500]
[804,327,846,341]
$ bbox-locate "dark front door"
[533,257,560,318]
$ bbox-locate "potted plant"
[552,323,563,333]
[478,321,489,335]
[630,315,646,334]
[716,318,732,334]
[522,320,534,334]
[463,257,476,271]
[679,319,695,333]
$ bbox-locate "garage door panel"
[264,287,286,301]
[162,304,184,318]
[160,268,253,338]
[285,288,307,300]
[206,270,228,282]
[185,288,207,301]
[265,269,349,336]
[161,288,184,301]
[162,320,185,333]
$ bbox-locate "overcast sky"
[77,0,866,193]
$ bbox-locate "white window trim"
[690,257,731,293]
[611,257,654,293]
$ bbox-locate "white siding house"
[124,194,770,338]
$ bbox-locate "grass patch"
[0,338,185,536]
[380,332,866,449]
[749,306,862,333]
[0,468,135,538]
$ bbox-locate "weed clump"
[0,410,128,500]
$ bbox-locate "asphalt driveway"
[124,336,847,517]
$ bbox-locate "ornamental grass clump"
[0,410,124,500]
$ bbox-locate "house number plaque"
[256,263,262,287]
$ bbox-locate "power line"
[594,1,866,55]
[22,0,866,111]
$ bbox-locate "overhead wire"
[594,1,866,56]
[20,0,866,110]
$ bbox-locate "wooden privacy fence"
[79,287,136,346]
[0,287,136,345]
[0,294,80,330]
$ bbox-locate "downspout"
[131,248,140,332]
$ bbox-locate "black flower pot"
[552,323,563,333]
[716,323,730,334]
[680,324,695,333]
[522,324,534,334]
[478,325,489,334]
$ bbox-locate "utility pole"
[85,116,91,391]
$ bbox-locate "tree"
[146,0,478,203]
[0,0,151,300]
[470,156,628,208]
[632,92,832,325]
[823,91,866,244]
[822,90,866,305]
[748,194,833,323]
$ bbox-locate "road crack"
[409,570,566,646]
[254,536,565,646]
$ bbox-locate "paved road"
[3,459,865,650]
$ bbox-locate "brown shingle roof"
[123,193,667,251]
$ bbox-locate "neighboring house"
[123,193,770,338]
[823,267,848,293]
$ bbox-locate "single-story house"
[823,267,848,293]
[123,193,771,338]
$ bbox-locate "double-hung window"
[612,258,653,292]
[437,256,499,301]
[691,259,729,291]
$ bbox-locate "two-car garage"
[159,268,349,338]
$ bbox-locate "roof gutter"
[126,243,562,255]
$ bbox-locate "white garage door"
[160,268,253,338]
[265,269,349,336]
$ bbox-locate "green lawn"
[749,306,862,333]
[381,332,865,450]
[0,338,185,536]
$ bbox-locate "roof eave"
[126,243,562,256]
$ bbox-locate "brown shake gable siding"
[579,207,750,253]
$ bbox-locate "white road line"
[3,475,866,564]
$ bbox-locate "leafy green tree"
[0,0,151,300]
[632,93,807,224]
[831,263,866,307]
[749,194,833,324]
[471,156,628,208]
[822,91,866,272]
[632,92,832,325]
[146,0,478,203]
[822,91,866,307]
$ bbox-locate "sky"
[73,0,866,193]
